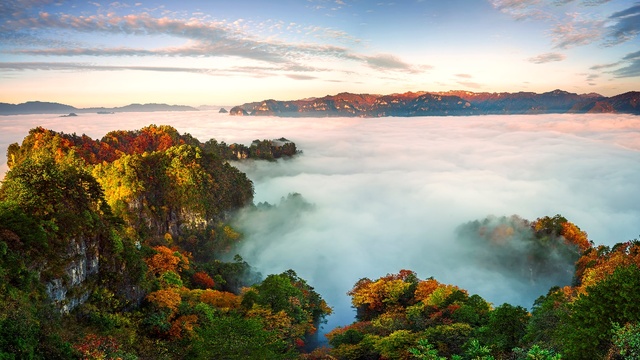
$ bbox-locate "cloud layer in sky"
[2,111,638,331]
[0,0,637,106]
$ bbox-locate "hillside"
[0,102,199,115]
[230,90,640,117]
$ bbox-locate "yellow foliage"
[223,225,241,241]
[425,285,464,307]
[247,306,307,340]
[199,289,240,309]
[350,278,411,312]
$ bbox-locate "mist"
[1,112,640,332]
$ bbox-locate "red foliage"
[73,334,120,360]
[192,271,215,289]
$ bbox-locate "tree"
[409,339,447,360]
[560,265,640,360]
[476,303,529,356]
[524,288,570,352]
[0,153,111,237]
[609,322,640,360]
[188,314,291,359]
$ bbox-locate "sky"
[2,111,638,331]
[0,0,638,107]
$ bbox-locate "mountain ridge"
[2,89,638,116]
[0,101,199,115]
[229,89,640,117]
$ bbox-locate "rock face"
[45,237,100,313]
[229,90,640,117]
[218,107,228,113]
[229,106,249,116]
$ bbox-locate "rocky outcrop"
[229,106,249,116]
[45,237,100,313]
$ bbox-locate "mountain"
[0,101,198,115]
[230,90,640,117]
[0,101,76,115]
[94,103,198,112]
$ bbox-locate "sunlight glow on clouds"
[0,0,637,106]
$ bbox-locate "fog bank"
[2,112,639,331]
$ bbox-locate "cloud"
[1,12,298,64]
[582,0,611,5]
[2,112,640,331]
[0,61,330,80]
[606,4,640,45]
[457,80,483,89]
[455,73,473,78]
[490,0,622,51]
[586,73,599,81]
[611,51,640,78]
[551,16,604,48]
[344,53,424,73]
[590,61,620,70]
[590,51,640,78]
[0,61,214,74]
[286,74,317,80]
[489,0,549,21]
[221,113,640,330]
[528,52,566,63]
[0,4,424,79]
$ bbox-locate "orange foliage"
[489,224,516,245]
[146,288,182,313]
[348,270,418,315]
[561,222,591,253]
[145,245,190,276]
[199,289,240,309]
[168,314,198,339]
[414,278,441,302]
[576,242,640,295]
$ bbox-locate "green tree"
[524,288,569,352]
[610,322,640,360]
[464,339,495,360]
[188,314,291,359]
[476,303,529,356]
[560,265,640,360]
[409,339,447,360]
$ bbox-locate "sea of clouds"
[1,111,639,331]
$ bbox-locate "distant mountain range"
[229,90,640,117]
[0,101,198,115]
[3,90,638,116]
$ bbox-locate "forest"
[0,125,639,359]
